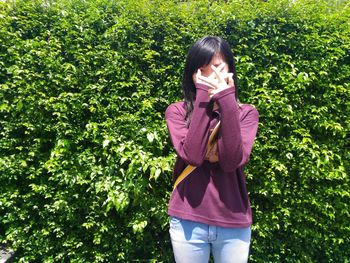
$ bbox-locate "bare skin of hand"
[194,63,234,98]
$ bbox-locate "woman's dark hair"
[182,36,238,123]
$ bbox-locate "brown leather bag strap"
[173,121,221,190]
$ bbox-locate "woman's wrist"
[211,87,235,101]
[195,82,211,91]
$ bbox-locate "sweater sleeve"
[212,88,259,172]
[165,84,212,166]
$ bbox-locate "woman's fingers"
[207,62,226,80]
[192,69,201,83]
[202,72,233,86]
[210,63,226,82]
[196,69,201,78]
[227,73,234,87]
[216,62,227,73]
[196,63,234,98]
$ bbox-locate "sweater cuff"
[211,87,235,101]
[213,87,239,112]
[195,83,210,92]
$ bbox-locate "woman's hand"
[194,63,234,98]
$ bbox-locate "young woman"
[165,36,259,263]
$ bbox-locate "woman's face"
[199,53,229,77]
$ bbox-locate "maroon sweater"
[165,83,259,228]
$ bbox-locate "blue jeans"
[169,216,251,263]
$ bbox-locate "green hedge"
[0,0,349,262]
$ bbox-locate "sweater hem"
[167,208,252,228]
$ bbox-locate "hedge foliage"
[0,0,349,262]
